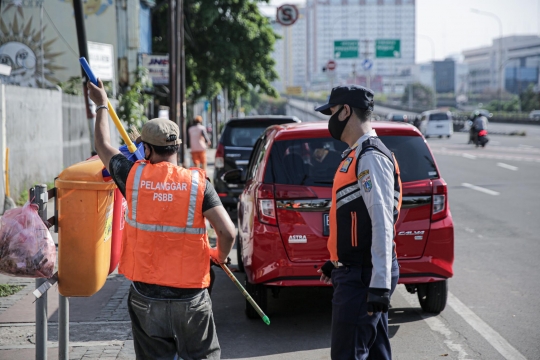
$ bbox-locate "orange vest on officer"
[119,160,210,288]
[328,137,401,266]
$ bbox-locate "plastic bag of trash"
[0,202,56,278]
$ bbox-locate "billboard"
[141,54,169,85]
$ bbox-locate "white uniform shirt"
[348,129,395,290]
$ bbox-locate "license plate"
[323,213,330,236]
[436,125,444,128]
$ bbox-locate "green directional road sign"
[334,40,359,59]
[376,39,401,58]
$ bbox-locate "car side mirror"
[221,169,245,184]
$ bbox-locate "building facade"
[271,7,308,94]
[306,0,415,93]
[463,35,540,94]
[269,0,415,94]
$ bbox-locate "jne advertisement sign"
[141,54,169,85]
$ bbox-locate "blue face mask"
[328,106,352,141]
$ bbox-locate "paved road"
[211,126,540,359]
[1,130,539,358]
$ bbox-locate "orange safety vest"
[328,137,402,266]
[119,160,210,288]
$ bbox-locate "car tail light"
[256,184,276,225]
[431,179,448,222]
[215,143,224,169]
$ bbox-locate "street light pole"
[471,8,503,110]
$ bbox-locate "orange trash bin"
[55,157,116,297]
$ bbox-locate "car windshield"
[379,136,438,182]
[226,126,269,147]
[429,113,449,121]
[266,135,438,186]
[222,120,296,147]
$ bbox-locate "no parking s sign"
[276,4,299,26]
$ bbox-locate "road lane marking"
[497,162,518,171]
[462,153,477,159]
[518,144,534,149]
[431,149,540,163]
[447,292,527,360]
[396,287,471,359]
[461,183,500,196]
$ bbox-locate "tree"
[519,84,540,112]
[117,67,153,131]
[401,83,434,109]
[152,0,279,105]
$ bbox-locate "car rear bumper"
[243,215,454,287]
[398,215,454,284]
[243,223,331,287]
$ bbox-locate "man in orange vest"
[88,79,235,360]
[316,85,401,360]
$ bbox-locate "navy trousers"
[330,257,399,360]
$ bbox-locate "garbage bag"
[0,202,56,278]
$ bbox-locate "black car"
[214,116,301,210]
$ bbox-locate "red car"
[227,121,454,318]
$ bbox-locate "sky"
[261,0,540,63]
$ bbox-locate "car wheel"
[236,234,244,272]
[438,135,443,138]
[417,280,448,313]
[245,275,267,319]
[447,135,451,138]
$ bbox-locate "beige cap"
[136,118,182,147]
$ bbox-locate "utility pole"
[73,0,96,155]
[169,0,186,166]
[168,0,177,144]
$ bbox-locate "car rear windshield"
[379,136,438,182]
[429,113,449,121]
[222,120,295,147]
[392,115,407,121]
[265,135,438,186]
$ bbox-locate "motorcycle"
[475,129,489,147]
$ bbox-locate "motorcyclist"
[472,115,489,147]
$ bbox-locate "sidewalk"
[0,148,219,360]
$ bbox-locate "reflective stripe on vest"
[128,163,206,234]
[186,170,200,227]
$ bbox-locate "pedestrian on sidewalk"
[316,85,402,360]
[189,115,212,171]
[88,79,235,360]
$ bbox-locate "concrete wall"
[63,94,91,168]
[1,85,63,203]
[0,85,123,209]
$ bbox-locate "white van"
[419,110,453,138]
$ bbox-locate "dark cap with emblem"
[136,118,182,146]
[315,85,375,115]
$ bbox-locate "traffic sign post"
[276,4,299,26]
[334,40,359,59]
[362,59,373,71]
[326,60,337,71]
[376,39,401,58]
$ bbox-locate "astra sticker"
[288,235,307,243]
[358,169,369,180]
[362,176,372,192]
[340,158,353,173]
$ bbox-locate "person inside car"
[315,85,402,360]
